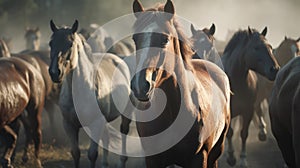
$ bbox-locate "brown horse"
[0,57,45,168]
[221,27,280,167]
[253,36,300,141]
[131,0,230,167]
[269,56,300,168]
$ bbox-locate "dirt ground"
[6,106,285,168]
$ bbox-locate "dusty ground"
[5,107,285,168]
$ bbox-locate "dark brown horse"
[221,27,280,167]
[131,0,230,167]
[269,56,300,168]
[253,36,300,141]
[0,57,45,168]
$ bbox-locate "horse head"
[244,27,279,81]
[48,20,79,83]
[131,0,189,101]
[25,27,41,51]
[190,23,215,59]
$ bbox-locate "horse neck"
[67,34,95,90]
[222,47,248,80]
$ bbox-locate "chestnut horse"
[221,27,279,167]
[269,56,300,168]
[254,36,300,141]
[131,0,230,167]
[0,57,45,168]
[48,20,132,168]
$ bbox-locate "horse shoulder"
[191,59,230,99]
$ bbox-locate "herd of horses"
[0,0,300,168]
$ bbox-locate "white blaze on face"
[135,22,160,90]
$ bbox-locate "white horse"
[48,20,132,168]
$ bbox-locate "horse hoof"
[227,156,236,166]
[258,131,267,141]
[239,159,248,168]
[102,163,109,168]
[35,159,43,168]
[1,158,13,168]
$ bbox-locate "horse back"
[13,52,53,98]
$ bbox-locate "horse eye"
[161,36,169,46]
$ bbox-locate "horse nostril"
[143,81,150,93]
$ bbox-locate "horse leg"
[63,119,81,168]
[1,125,17,168]
[239,112,253,168]
[8,119,21,163]
[88,140,98,168]
[101,128,110,168]
[208,122,229,168]
[19,112,32,164]
[26,104,43,168]
[226,124,236,166]
[44,99,57,141]
[184,148,208,168]
[255,100,267,141]
[118,115,132,168]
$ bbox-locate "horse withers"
[269,56,300,168]
[221,27,279,167]
[0,57,45,168]
[131,0,230,167]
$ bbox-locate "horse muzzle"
[266,66,280,81]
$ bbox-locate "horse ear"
[71,20,79,34]
[50,20,58,32]
[261,26,267,37]
[190,24,197,36]
[209,23,216,36]
[248,26,253,35]
[284,36,287,40]
[164,0,175,20]
[133,0,144,18]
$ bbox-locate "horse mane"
[223,29,265,58]
[133,3,194,71]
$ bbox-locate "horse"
[0,39,61,144]
[221,27,280,167]
[48,20,132,168]
[253,36,300,142]
[269,56,300,167]
[190,23,222,67]
[131,0,230,167]
[24,27,41,51]
[0,57,45,168]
